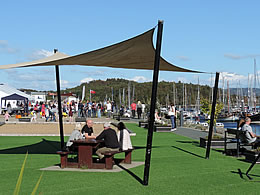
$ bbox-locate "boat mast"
[122,88,125,106]
[254,59,257,112]
[172,83,176,105]
[227,80,230,114]
[183,82,185,110]
[119,88,121,106]
[222,75,225,107]
[128,81,131,109]
[247,73,251,112]
[185,84,187,110]
[197,77,200,114]
[250,77,254,110]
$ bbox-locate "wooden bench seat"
[139,121,148,127]
[57,151,71,168]
[224,128,255,157]
[103,149,134,169]
[57,150,79,168]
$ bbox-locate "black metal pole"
[54,49,65,151]
[205,72,220,159]
[245,152,260,179]
[143,20,163,186]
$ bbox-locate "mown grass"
[1,123,260,195]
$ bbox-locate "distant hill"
[61,78,212,106]
[229,88,260,96]
[20,79,260,106]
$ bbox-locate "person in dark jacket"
[95,122,119,160]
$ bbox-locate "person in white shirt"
[168,103,176,131]
[106,101,112,118]
[241,117,260,145]
[117,122,133,151]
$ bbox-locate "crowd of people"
[3,97,179,127]
[28,99,148,122]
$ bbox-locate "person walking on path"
[4,111,10,122]
[69,105,73,122]
[168,103,176,131]
[131,101,137,118]
[137,101,142,119]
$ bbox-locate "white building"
[0,84,32,114]
[30,92,47,105]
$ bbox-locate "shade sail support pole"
[205,72,220,159]
[54,49,65,151]
[143,20,164,186]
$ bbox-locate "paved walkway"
[174,127,209,140]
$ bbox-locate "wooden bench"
[57,151,71,168]
[112,114,120,119]
[75,117,87,122]
[224,128,255,157]
[18,117,31,122]
[139,121,148,127]
[103,149,133,169]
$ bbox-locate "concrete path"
[174,127,209,140]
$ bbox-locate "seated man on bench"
[95,122,120,161]
[241,117,260,147]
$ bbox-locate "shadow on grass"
[0,138,60,154]
[115,163,144,185]
[176,140,199,145]
[231,169,260,182]
[133,146,161,150]
[171,145,205,159]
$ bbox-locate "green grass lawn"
[1,123,260,195]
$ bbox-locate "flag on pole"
[82,85,85,101]
[90,90,96,94]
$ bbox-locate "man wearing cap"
[95,122,120,160]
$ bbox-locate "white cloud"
[130,76,150,82]
[0,40,8,47]
[60,80,70,88]
[205,72,249,88]
[220,72,247,81]
[81,70,105,76]
[224,53,260,60]
[0,40,19,54]
[176,56,190,61]
[28,49,53,60]
[80,77,94,83]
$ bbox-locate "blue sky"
[0,0,260,91]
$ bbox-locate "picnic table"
[57,138,134,169]
[72,139,103,169]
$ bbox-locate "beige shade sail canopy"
[0,28,202,73]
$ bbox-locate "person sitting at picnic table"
[81,119,96,139]
[155,109,165,125]
[66,123,83,151]
[117,122,133,151]
[95,122,120,160]
[240,117,260,147]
